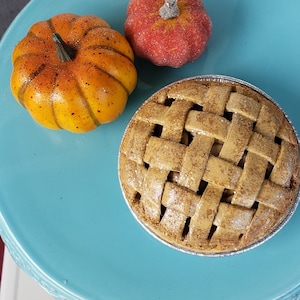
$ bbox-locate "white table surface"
[1,247,54,300]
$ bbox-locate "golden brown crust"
[119,77,300,255]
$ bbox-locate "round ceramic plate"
[0,0,300,299]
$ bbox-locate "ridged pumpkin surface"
[11,13,137,133]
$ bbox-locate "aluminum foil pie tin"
[118,75,300,257]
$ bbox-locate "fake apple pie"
[118,76,300,255]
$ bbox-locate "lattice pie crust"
[119,76,300,255]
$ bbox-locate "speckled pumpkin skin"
[124,0,212,68]
[11,13,137,133]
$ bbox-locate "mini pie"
[118,76,300,255]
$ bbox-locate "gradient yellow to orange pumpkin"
[10,13,137,133]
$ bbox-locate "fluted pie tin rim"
[118,75,300,257]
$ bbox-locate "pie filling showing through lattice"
[119,76,300,255]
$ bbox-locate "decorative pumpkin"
[11,13,137,133]
[124,0,212,68]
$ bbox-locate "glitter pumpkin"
[124,0,212,68]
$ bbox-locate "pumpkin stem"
[159,0,179,20]
[52,33,75,62]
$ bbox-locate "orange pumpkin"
[11,13,137,133]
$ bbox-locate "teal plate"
[0,0,300,299]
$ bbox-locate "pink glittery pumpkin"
[124,0,212,68]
